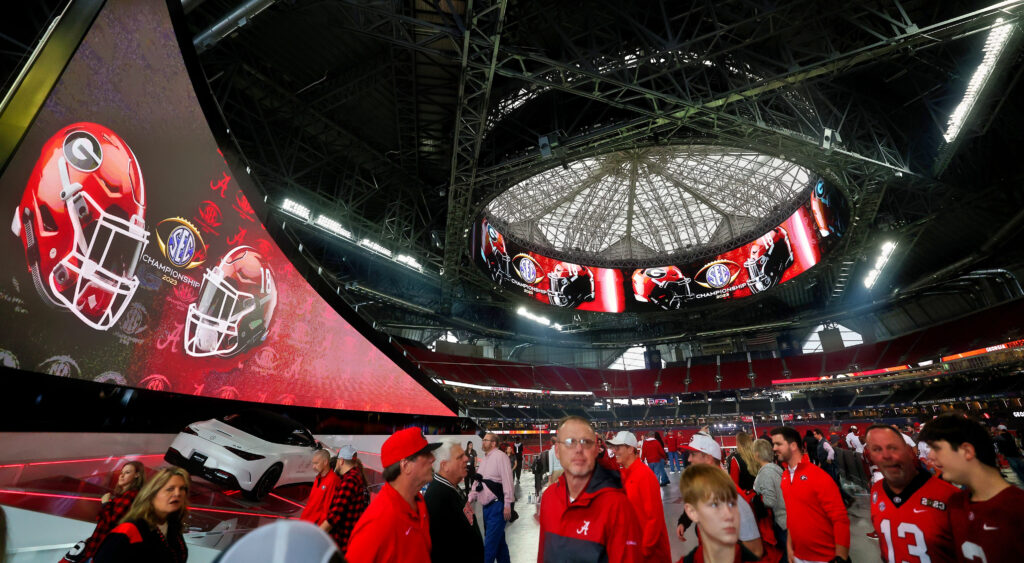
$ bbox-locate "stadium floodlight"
[313,214,351,239]
[282,198,311,220]
[395,254,422,271]
[516,306,551,326]
[864,241,897,289]
[943,19,1014,143]
[359,238,392,257]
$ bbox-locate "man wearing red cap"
[345,427,442,563]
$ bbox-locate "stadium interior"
[2,0,1024,561]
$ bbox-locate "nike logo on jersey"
[983,524,998,531]
[912,508,926,514]
[405,527,413,536]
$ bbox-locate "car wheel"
[245,464,282,501]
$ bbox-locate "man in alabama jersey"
[866,423,958,563]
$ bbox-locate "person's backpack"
[816,440,828,465]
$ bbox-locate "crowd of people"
[54,412,1024,562]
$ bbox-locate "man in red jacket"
[299,449,340,526]
[770,426,850,563]
[539,416,642,562]
[608,430,671,562]
[665,429,680,473]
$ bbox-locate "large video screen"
[475,178,847,313]
[0,0,454,416]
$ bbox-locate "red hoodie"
[779,453,850,562]
[539,463,642,562]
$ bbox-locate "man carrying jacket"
[539,416,642,562]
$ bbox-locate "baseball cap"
[998,424,1008,431]
[337,445,357,460]
[214,520,338,562]
[381,427,443,467]
[606,431,639,448]
[681,432,721,460]
[850,425,858,431]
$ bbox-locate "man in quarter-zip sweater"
[770,426,850,563]
[539,416,642,562]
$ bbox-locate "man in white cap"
[676,432,764,559]
[608,430,671,562]
[846,425,864,453]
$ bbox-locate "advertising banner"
[0,0,453,416]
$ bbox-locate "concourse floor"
[490,468,884,563]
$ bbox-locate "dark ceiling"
[5,0,1024,353]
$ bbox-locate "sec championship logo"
[155,218,207,269]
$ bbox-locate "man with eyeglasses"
[539,416,642,562]
[470,433,515,563]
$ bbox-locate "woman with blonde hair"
[727,432,760,491]
[93,467,190,562]
[62,461,146,562]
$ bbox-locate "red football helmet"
[481,220,511,282]
[184,245,277,357]
[11,123,148,330]
[546,262,594,308]
[631,266,693,310]
[744,227,794,294]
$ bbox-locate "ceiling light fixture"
[313,214,351,239]
[943,19,1014,143]
[281,199,311,220]
[864,241,897,289]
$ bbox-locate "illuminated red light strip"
[190,506,288,519]
[0,453,165,470]
[0,489,102,501]
[268,493,305,509]
[0,489,287,519]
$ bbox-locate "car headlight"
[224,446,265,461]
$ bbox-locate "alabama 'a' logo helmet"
[184,245,277,357]
[744,227,794,294]
[11,123,148,330]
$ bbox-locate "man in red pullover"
[539,416,642,562]
[608,430,671,562]
[665,429,680,473]
[770,426,850,563]
[641,431,670,486]
[299,449,340,526]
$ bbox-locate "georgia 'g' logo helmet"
[631,266,693,309]
[11,123,148,330]
[547,262,595,308]
[184,245,277,357]
[744,227,794,294]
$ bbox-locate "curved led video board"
[0,0,454,416]
[474,179,848,313]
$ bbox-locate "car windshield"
[218,410,310,446]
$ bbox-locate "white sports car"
[165,409,325,500]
